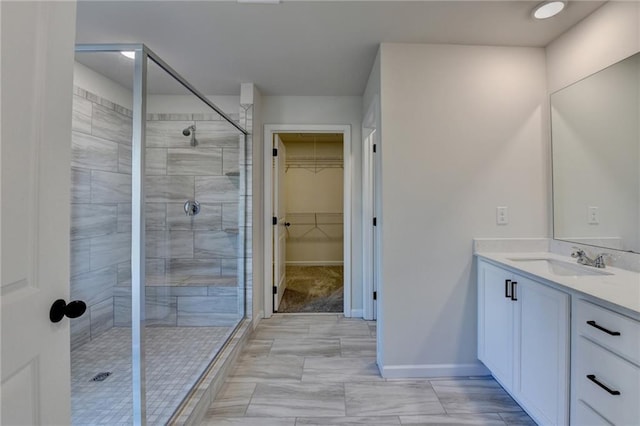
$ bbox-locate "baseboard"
[285,261,344,266]
[350,309,363,318]
[381,362,490,378]
[252,313,263,330]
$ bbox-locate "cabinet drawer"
[574,337,640,426]
[573,400,611,426]
[575,299,640,365]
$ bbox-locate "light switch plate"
[588,206,599,224]
[496,206,508,225]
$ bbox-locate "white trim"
[264,124,352,318]
[381,363,490,379]
[350,309,363,318]
[285,261,344,266]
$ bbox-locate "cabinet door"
[478,261,515,388]
[516,276,569,426]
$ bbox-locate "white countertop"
[476,251,640,316]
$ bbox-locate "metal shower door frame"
[74,43,248,426]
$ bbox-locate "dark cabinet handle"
[50,299,87,323]
[510,281,517,301]
[505,279,511,298]
[587,374,621,396]
[586,320,621,336]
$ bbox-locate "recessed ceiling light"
[532,1,567,19]
[120,51,136,59]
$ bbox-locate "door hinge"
[273,286,278,295]
[273,216,277,225]
[373,144,377,153]
[373,217,377,226]
[373,291,377,300]
[273,148,278,156]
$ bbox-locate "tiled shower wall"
[70,86,133,350]
[70,86,245,349]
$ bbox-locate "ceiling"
[75,0,606,96]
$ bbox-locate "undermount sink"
[507,257,614,277]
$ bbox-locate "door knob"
[49,299,87,323]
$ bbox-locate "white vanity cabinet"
[571,298,640,425]
[478,259,570,426]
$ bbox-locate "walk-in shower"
[69,44,249,425]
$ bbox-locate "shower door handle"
[50,299,87,323]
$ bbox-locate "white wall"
[73,62,132,108]
[546,1,640,93]
[147,95,240,115]
[378,43,548,376]
[262,96,364,310]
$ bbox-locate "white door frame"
[362,99,379,321]
[263,124,352,318]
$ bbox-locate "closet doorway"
[264,125,352,318]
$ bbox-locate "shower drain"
[91,372,112,382]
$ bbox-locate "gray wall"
[70,86,133,350]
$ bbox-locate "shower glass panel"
[70,45,248,425]
[140,56,245,424]
[70,50,135,425]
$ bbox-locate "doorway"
[276,133,344,313]
[264,125,352,318]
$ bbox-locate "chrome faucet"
[571,247,608,268]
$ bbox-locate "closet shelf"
[285,156,343,173]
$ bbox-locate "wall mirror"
[552,52,640,253]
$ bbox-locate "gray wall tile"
[167,259,221,276]
[146,148,167,175]
[114,295,177,326]
[178,295,237,314]
[91,170,131,203]
[70,313,91,351]
[146,230,194,259]
[146,121,193,148]
[118,144,131,174]
[195,176,239,203]
[167,203,221,230]
[222,203,239,230]
[72,95,92,134]
[195,231,239,259]
[70,266,117,306]
[71,238,91,276]
[117,259,166,286]
[90,233,131,270]
[145,175,194,202]
[222,147,239,175]
[167,148,222,176]
[92,103,132,145]
[221,258,238,276]
[71,204,117,240]
[71,168,91,203]
[196,121,241,148]
[117,203,166,233]
[72,132,119,172]
[90,298,114,338]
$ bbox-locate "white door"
[1,2,77,424]
[362,130,377,320]
[477,261,515,389]
[273,136,287,311]
[516,276,569,426]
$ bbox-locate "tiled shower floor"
[71,326,233,425]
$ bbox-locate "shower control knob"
[184,200,201,216]
[49,299,87,323]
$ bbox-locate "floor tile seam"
[241,382,258,417]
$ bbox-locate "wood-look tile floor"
[201,314,536,426]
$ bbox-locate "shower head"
[182,125,198,146]
[182,125,195,136]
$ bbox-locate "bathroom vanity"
[476,252,640,426]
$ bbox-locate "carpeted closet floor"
[277,265,343,313]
